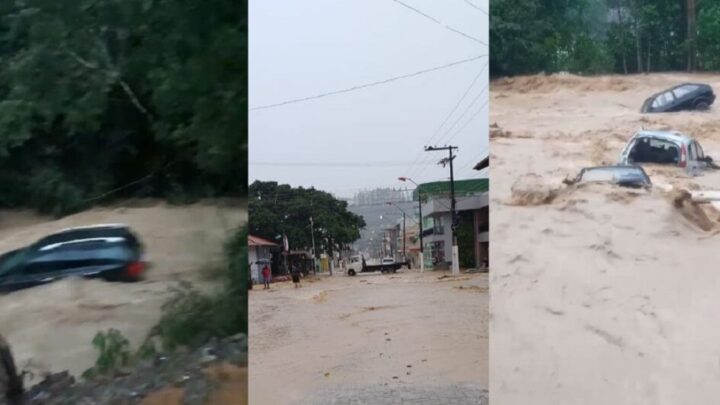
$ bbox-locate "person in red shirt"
[262,264,271,289]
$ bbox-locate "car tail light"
[126,261,145,279]
[679,145,687,168]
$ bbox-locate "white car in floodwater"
[618,130,716,175]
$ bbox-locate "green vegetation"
[249,181,366,255]
[491,0,716,76]
[0,0,247,215]
[82,329,132,379]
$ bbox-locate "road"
[491,73,720,404]
[249,269,488,405]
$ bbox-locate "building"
[248,234,278,282]
[415,179,489,269]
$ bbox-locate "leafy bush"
[82,329,132,379]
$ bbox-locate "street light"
[398,176,425,272]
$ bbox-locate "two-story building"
[415,179,489,269]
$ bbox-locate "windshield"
[0,248,30,276]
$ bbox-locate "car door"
[672,85,700,110]
[686,141,705,176]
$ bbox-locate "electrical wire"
[250,161,420,167]
[462,0,488,15]
[411,83,488,179]
[250,54,486,111]
[391,0,488,46]
[401,62,487,176]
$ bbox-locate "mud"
[491,72,720,405]
[249,271,488,405]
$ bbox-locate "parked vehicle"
[0,224,146,292]
[641,83,715,113]
[564,165,651,189]
[618,130,716,174]
[346,255,408,276]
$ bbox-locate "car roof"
[57,223,128,233]
[647,83,711,99]
[635,130,694,144]
[34,224,133,248]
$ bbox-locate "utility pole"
[310,216,317,277]
[425,145,460,275]
[399,177,424,272]
[402,211,406,263]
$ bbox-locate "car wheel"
[348,269,356,276]
[695,100,710,111]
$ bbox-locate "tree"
[249,181,366,254]
[0,0,247,215]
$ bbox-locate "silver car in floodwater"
[618,130,715,175]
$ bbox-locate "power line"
[391,0,488,47]
[250,161,420,167]
[412,83,488,178]
[250,54,486,111]
[444,97,489,143]
[462,0,488,15]
[402,62,487,178]
[410,70,489,177]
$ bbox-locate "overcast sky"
[249,0,489,198]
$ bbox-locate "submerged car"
[641,83,715,113]
[565,165,652,189]
[618,130,715,174]
[0,224,145,292]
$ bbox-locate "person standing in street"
[262,264,271,289]
[291,264,301,288]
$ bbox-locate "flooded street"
[491,73,720,404]
[0,200,246,380]
[249,270,488,405]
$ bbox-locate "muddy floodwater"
[249,270,488,405]
[0,200,246,381]
[491,73,720,404]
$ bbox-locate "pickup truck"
[346,255,409,276]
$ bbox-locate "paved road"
[297,383,488,405]
[250,271,488,404]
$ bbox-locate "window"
[695,141,705,159]
[629,137,679,164]
[652,91,675,108]
[673,84,700,99]
[689,142,698,160]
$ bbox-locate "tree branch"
[67,49,153,121]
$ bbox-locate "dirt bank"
[491,73,720,405]
[0,200,246,381]
[249,271,488,405]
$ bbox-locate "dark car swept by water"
[565,165,652,189]
[641,83,715,113]
[0,224,146,292]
